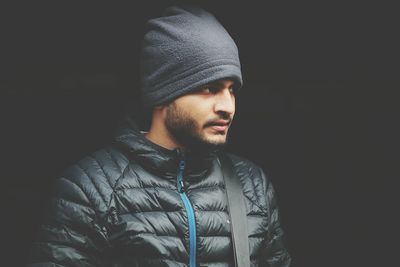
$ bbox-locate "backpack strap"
[219,153,250,267]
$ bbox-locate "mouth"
[206,120,230,132]
[209,125,228,131]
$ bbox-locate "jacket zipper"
[176,151,196,267]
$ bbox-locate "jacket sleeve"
[260,169,291,267]
[26,176,110,267]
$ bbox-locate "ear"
[154,105,164,111]
[152,104,169,120]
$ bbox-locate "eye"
[229,84,238,96]
[202,86,219,94]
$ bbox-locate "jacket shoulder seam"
[76,161,108,208]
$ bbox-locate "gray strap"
[219,153,250,267]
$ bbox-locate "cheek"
[191,111,206,129]
[194,107,212,127]
[178,97,213,127]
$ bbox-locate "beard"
[165,102,230,153]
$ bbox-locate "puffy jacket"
[27,117,291,267]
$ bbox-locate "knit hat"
[140,5,242,108]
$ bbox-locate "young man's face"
[164,78,236,151]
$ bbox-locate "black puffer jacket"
[27,118,291,267]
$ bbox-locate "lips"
[209,120,230,126]
[210,125,228,131]
[207,120,230,131]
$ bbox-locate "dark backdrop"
[1,1,399,266]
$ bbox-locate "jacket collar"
[112,116,219,180]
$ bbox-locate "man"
[27,5,291,267]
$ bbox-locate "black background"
[1,1,399,266]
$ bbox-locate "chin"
[202,134,227,146]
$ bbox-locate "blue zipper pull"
[178,180,185,193]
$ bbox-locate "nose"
[214,87,235,116]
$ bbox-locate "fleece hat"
[140,5,242,108]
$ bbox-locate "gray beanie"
[140,5,242,108]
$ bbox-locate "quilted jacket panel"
[27,118,291,267]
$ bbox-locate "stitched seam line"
[112,163,131,190]
[119,210,181,214]
[196,210,228,213]
[114,186,176,192]
[77,162,108,207]
[105,147,134,190]
[89,155,114,191]
[190,185,225,191]
[59,177,95,208]
[54,196,93,210]
[106,147,125,173]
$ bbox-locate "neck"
[144,119,185,151]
